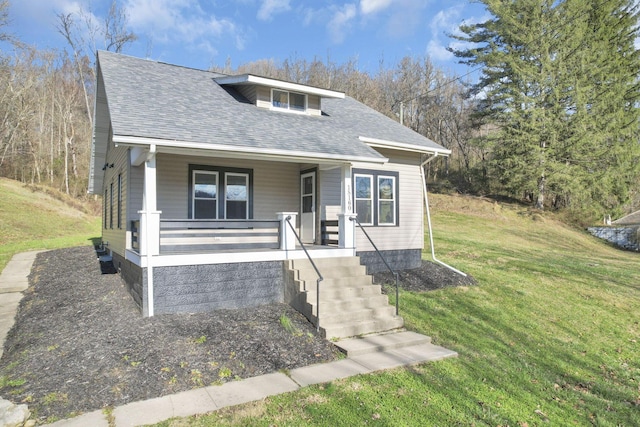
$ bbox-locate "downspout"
[420,154,467,277]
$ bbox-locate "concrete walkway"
[0,250,45,359]
[0,251,457,427]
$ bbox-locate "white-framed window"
[272,89,306,112]
[189,165,253,220]
[353,170,399,227]
[117,173,122,229]
[192,171,218,219]
[354,174,374,225]
[377,175,396,226]
[225,172,249,220]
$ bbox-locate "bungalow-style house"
[90,51,451,338]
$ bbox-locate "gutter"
[420,153,467,277]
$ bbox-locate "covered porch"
[123,141,365,269]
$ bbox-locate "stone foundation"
[587,226,640,252]
[356,248,422,274]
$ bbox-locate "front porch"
[127,214,357,268]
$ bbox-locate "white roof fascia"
[112,135,388,165]
[215,74,345,99]
[359,136,452,156]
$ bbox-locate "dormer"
[215,74,345,116]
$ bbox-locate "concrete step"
[294,275,372,291]
[290,257,363,270]
[309,294,392,314]
[305,284,382,301]
[294,265,368,281]
[320,316,405,340]
[334,331,432,356]
[317,305,397,325]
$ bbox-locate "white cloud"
[257,0,291,21]
[124,0,245,51]
[327,3,357,44]
[426,39,452,61]
[360,0,393,15]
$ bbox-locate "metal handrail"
[285,216,323,331]
[350,216,399,316]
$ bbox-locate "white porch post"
[338,163,357,250]
[277,212,298,252]
[138,145,161,317]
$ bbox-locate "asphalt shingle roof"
[97,50,446,162]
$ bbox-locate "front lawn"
[155,195,640,426]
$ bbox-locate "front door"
[300,171,316,244]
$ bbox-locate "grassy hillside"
[157,194,640,426]
[0,178,101,271]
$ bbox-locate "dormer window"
[272,89,306,112]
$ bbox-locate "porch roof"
[91,51,449,191]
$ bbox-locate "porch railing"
[350,216,399,316]
[320,220,339,246]
[286,215,323,332]
[158,219,281,253]
[131,220,140,251]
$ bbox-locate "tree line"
[0,0,638,224]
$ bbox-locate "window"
[272,89,306,112]
[354,174,373,225]
[109,182,114,229]
[353,170,399,226]
[117,174,122,229]
[104,189,108,228]
[189,165,253,220]
[377,176,396,225]
[225,173,248,219]
[192,171,218,219]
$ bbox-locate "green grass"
[152,195,640,427]
[0,178,101,271]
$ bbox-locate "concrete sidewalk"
[0,250,45,359]
[45,336,456,427]
[0,251,457,427]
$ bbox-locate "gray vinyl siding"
[101,140,130,257]
[256,86,271,109]
[155,154,299,221]
[320,167,341,221]
[352,149,424,252]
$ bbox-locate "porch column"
[277,212,298,251]
[338,164,356,249]
[139,145,161,317]
[139,145,161,256]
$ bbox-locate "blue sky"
[4,0,488,77]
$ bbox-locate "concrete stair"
[286,256,404,339]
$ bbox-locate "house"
[588,209,640,252]
[89,51,451,338]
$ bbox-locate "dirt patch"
[0,247,341,424]
[373,259,476,292]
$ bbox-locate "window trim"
[192,170,219,219]
[354,174,374,226]
[377,175,397,226]
[352,169,400,227]
[188,165,253,220]
[109,182,114,229]
[224,172,249,220]
[271,88,307,113]
[117,173,122,229]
